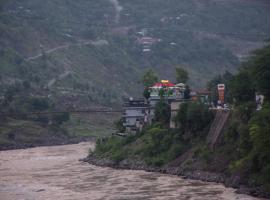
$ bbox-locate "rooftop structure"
[148,80,187,106]
[137,37,159,45]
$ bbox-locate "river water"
[0,142,265,200]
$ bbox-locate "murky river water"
[0,142,266,200]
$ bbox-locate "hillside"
[1,0,270,100]
[0,0,270,146]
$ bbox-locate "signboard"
[218,84,225,104]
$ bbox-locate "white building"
[122,98,153,133]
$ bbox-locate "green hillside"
[1,0,270,101]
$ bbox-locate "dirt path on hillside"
[25,40,108,61]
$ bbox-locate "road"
[25,39,108,61]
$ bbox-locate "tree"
[184,85,191,100]
[158,87,165,98]
[228,71,255,104]
[175,67,189,83]
[143,88,151,99]
[142,69,158,87]
[154,100,171,126]
[30,97,49,111]
[174,102,213,137]
[23,80,31,89]
[249,45,270,100]
[3,82,22,106]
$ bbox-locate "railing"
[207,110,230,150]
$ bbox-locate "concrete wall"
[170,101,183,129]
[124,107,147,127]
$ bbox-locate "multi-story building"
[122,80,210,133]
[148,81,186,106]
[122,98,153,133]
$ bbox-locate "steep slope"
[1,0,270,103]
[0,0,270,110]
[0,0,143,106]
[0,0,270,149]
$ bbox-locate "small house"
[191,90,210,104]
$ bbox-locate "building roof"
[137,37,158,44]
[152,82,175,88]
[175,83,185,87]
[123,98,149,108]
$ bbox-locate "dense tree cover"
[154,100,171,126]
[175,67,189,83]
[220,45,270,191]
[140,126,188,166]
[142,69,158,99]
[226,45,270,103]
[141,69,159,88]
[228,71,255,104]
[174,102,213,138]
[248,47,270,100]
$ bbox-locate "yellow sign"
[161,80,169,83]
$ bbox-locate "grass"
[0,119,46,148]
[64,115,116,138]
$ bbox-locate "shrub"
[95,136,124,156]
[114,118,125,133]
[141,127,171,156]
[111,150,126,163]
[167,142,187,161]
[52,112,70,125]
[30,97,49,111]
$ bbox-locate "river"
[0,142,265,200]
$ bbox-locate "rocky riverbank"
[84,154,270,199]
